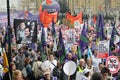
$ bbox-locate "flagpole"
[7,0,12,80]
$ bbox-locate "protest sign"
[106,27,113,39]
[14,19,37,44]
[106,56,120,74]
[63,61,77,76]
[98,40,109,58]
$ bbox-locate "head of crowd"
[0,20,120,80]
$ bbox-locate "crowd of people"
[0,19,120,80]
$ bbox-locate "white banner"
[98,40,109,58]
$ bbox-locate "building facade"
[0,0,119,15]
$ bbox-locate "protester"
[101,67,110,80]
[0,15,120,80]
[32,56,43,80]
[16,47,25,70]
[12,70,24,80]
[77,59,86,73]
[52,60,63,80]
[90,72,103,80]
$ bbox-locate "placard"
[14,19,37,44]
[63,61,77,76]
[106,56,120,74]
[98,40,109,58]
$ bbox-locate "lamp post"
[7,0,12,80]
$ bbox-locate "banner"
[40,11,58,28]
[66,12,83,24]
[14,19,37,44]
[0,11,38,24]
[98,40,109,58]
[106,56,120,74]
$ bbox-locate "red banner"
[74,12,83,24]
[66,12,74,24]
[40,11,58,28]
[66,12,83,24]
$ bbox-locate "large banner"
[98,40,109,58]
[14,19,37,44]
[40,11,58,28]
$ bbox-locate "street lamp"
[7,0,12,79]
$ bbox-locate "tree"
[58,0,69,13]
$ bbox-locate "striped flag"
[51,19,56,38]
[79,24,89,54]
[58,28,66,64]
[96,13,105,40]
[77,46,82,59]
[109,22,119,53]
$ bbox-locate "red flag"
[66,12,74,24]
[66,12,83,24]
[74,12,83,23]
[93,15,97,24]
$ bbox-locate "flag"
[74,12,83,24]
[2,26,9,48]
[51,19,56,38]
[87,47,92,59]
[38,24,46,51]
[52,19,57,52]
[77,46,82,59]
[38,23,47,60]
[66,12,83,24]
[58,28,66,64]
[93,15,97,24]
[2,48,9,73]
[96,13,105,40]
[79,24,89,54]
[109,22,119,52]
